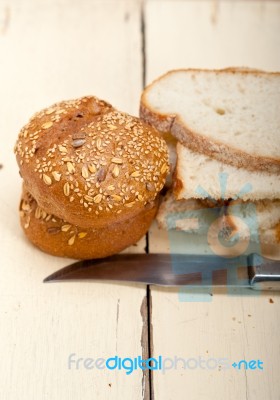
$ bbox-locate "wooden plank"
[145,0,280,80]
[0,1,149,399]
[145,1,280,399]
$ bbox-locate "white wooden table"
[0,1,279,399]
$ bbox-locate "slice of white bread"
[157,191,280,245]
[175,144,280,201]
[140,68,280,174]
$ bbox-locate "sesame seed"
[131,171,141,178]
[81,166,89,179]
[43,174,52,185]
[93,193,102,203]
[96,138,102,150]
[42,121,53,129]
[24,216,30,229]
[111,157,123,164]
[63,182,70,196]
[58,145,67,153]
[88,164,96,174]
[45,108,56,115]
[111,194,122,201]
[21,201,31,212]
[78,232,87,239]
[52,171,61,181]
[68,235,76,246]
[84,195,94,202]
[67,161,75,174]
[146,182,155,191]
[161,163,168,174]
[41,210,47,219]
[125,202,135,208]
[35,207,41,219]
[112,165,119,178]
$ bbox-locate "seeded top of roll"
[15,96,169,228]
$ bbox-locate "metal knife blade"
[44,253,280,290]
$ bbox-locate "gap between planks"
[141,0,154,399]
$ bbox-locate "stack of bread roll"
[140,68,280,256]
[15,96,169,259]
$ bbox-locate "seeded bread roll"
[15,96,169,229]
[20,189,159,259]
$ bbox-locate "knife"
[44,253,280,290]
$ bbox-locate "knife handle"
[248,253,280,291]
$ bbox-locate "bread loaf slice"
[140,68,280,174]
[175,144,280,201]
[157,191,280,245]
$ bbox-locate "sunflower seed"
[97,167,107,182]
[72,139,86,148]
[47,227,60,234]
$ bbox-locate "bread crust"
[20,189,158,259]
[15,96,169,229]
[140,68,280,174]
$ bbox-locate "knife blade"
[43,253,280,290]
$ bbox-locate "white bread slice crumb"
[140,68,280,174]
[175,144,280,201]
[157,191,280,245]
